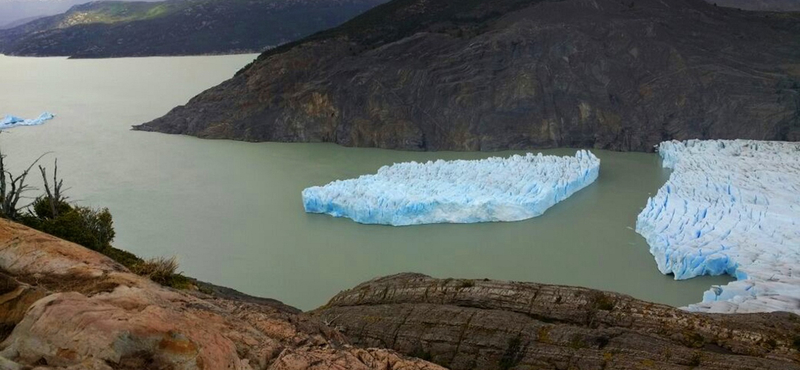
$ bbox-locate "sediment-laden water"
[0,55,731,309]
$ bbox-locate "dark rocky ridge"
[314,273,800,370]
[710,0,800,11]
[0,0,388,58]
[135,0,800,152]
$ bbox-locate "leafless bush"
[39,158,68,218]
[0,149,48,220]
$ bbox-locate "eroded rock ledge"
[313,273,800,370]
[0,219,443,370]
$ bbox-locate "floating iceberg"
[0,112,55,129]
[636,140,800,314]
[302,150,600,226]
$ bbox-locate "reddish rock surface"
[0,219,444,370]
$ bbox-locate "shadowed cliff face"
[314,273,800,370]
[135,0,800,152]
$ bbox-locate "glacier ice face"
[636,139,800,314]
[303,150,600,226]
[1,112,55,129]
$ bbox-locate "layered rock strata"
[315,273,800,370]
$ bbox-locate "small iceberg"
[636,139,800,314]
[302,150,600,226]
[0,112,55,129]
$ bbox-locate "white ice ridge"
[636,140,800,314]
[0,112,55,129]
[302,151,600,226]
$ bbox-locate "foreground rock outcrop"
[0,219,444,370]
[4,217,800,370]
[314,273,800,370]
[136,0,800,152]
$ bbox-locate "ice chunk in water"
[303,150,600,226]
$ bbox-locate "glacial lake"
[0,54,731,310]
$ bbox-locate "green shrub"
[163,274,193,290]
[36,210,102,250]
[75,207,115,248]
[102,245,144,269]
[26,206,115,252]
[31,197,72,220]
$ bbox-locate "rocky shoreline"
[1,219,799,369]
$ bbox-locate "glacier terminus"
[302,151,600,226]
[637,140,800,314]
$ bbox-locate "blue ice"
[1,112,55,129]
[303,150,600,226]
[636,139,800,314]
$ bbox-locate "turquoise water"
[0,55,731,310]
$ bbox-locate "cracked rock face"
[313,273,800,370]
[136,0,800,152]
[0,220,444,370]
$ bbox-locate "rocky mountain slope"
[0,0,387,58]
[314,273,800,370]
[0,219,442,370]
[135,0,800,152]
[709,0,800,11]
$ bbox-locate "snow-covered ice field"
[637,140,800,313]
[303,150,600,226]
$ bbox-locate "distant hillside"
[0,0,90,28]
[0,16,43,30]
[0,0,388,58]
[707,0,800,11]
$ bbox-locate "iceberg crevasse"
[636,139,800,314]
[1,112,55,129]
[303,150,600,226]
